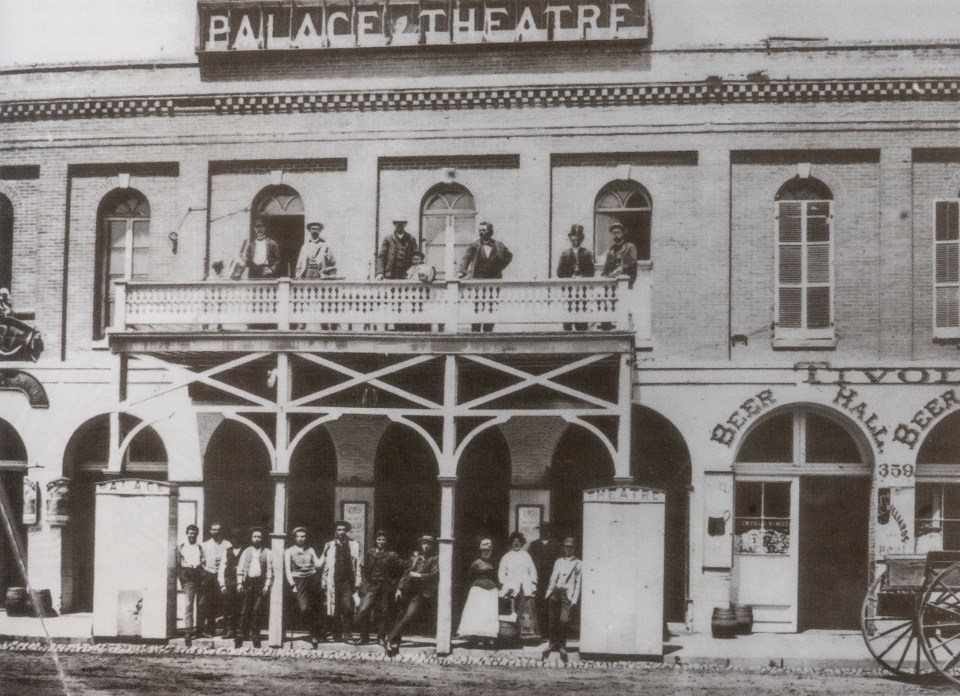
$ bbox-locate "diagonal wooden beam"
[460,353,615,410]
[293,353,440,409]
[126,352,274,407]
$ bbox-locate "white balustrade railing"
[112,275,648,336]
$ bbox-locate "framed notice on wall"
[703,471,734,570]
[516,505,543,543]
[342,501,367,555]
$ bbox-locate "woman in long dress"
[456,538,500,646]
[497,532,539,640]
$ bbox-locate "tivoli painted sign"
[197,0,648,51]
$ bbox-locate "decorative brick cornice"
[1,78,959,122]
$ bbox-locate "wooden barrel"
[711,606,737,639]
[4,587,29,617]
[32,590,55,618]
[733,604,753,635]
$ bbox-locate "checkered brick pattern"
[1,79,957,122]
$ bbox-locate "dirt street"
[0,649,957,696]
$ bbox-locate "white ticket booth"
[580,485,665,659]
[93,479,178,640]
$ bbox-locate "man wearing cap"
[556,224,596,331]
[457,222,513,332]
[198,522,232,638]
[235,527,273,649]
[354,530,402,646]
[295,222,337,279]
[543,536,583,663]
[319,521,362,642]
[177,524,205,646]
[284,526,323,647]
[384,534,439,656]
[601,222,638,287]
[246,218,281,279]
[376,219,418,281]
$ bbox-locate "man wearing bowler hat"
[556,224,595,330]
[384,534,439,656]
[354,529,402,646]
[319,520,362,642]
[376,218,419,280]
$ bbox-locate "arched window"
[774,178,834,341]
[594,180,652,261]
[0,195,12,292]
[916,411,960,551]
[420,183,476,280]
[94,189,150,339]
[934,196,960,338]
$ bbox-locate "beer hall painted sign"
[197,0,649,52]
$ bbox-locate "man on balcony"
[295,222,337,279]
[457,221,513,332]
[375,218,418,280]
[556,224,596,331]
[601,222,637,288]
[246,219,281,279]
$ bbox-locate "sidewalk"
[0,612,878,671]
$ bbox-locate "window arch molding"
[419,182,478,280]
[774,176,835,344]
[593,179,652,261]
[94,188,151,339]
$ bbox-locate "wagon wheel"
[861,569,933,677]
[919,560,960,685]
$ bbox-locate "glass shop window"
[735,480,791,555]
[916,483,960,552]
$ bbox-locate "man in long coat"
[376,219,419,280]
[319,520,362,642]
[457,221,513,332]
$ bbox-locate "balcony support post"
[614,351,633,483]
[269,352,291,647]
[436,354,457,654]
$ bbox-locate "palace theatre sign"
[197,0,649,51]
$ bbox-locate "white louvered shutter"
[934,200,960,337]
[775,199,833,339]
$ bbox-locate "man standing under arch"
[320,521,362,643]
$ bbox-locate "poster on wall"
[46,478,70,527]
[342,501,367,555]
[516,504,543,543]
[22,477,39,526]
[877,485,915,556]
[702,471,734,569]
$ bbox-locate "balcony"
[107,276,649,354]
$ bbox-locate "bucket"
[4,587,29,617]
[733,604,753,635]
[711,606,737,639]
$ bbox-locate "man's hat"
[306,221,324,231]
[392,218,408,226]
[248,526,265,535]
[418,534,437,546]
[609,222,625,233]
[185,524,199,534]
[292,526,308,535]
[334,520,352,532]
[568,224,585,239]
[375,529,388,538]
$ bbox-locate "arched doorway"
[251,184,305,278]
[62,414,168,612]
[374,423,439,556]
[594,180,652,261]
[733,406,870,631]
[454,427,510,612]
[631,407,691,625]
[916,411,960,552]
[289,424,337,544]
[420,183,476,280]
[94,189,150,339]
[0,419,27,598]
[203,419,274,535]
[549,424,615,545]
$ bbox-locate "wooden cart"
[861,551,960,683]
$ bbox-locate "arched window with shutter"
[594,180,652,261]
[94,189,151,339]
[934,197,960,339]
[420,183,476,280]
[774,178,834,343]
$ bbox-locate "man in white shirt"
[235,527,273,648]
[177,524,204,646]
[295,222,337,279]
[198,522,232,637]
[542,536,582,662]
[245,219,281,278]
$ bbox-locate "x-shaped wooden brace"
[458,353,617,410]
[290,353,440,409]
[125,352,275,408]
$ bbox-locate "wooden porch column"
[436,354,457,655]
[614,352,633,484]
[269,353,291,648]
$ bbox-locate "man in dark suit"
[376,219,419,280]
[457,222,513,332]
[555,224,595,330]
[354,530,402,646]
[526,523,562,639]
[246,219,281,279]
[601,222,638,287]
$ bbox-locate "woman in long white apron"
[457,538,500,645]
